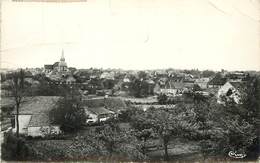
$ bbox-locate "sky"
[1,0,260,71]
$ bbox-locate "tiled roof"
[85,106,114,115]
[12,96,61,114]
[53,62,60,68]
[44,65,53,69]
[28,114,51,127]
[7,96,61,127]
[208,76,227,86]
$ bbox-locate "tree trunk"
[163,140,169,161]
[142,138,146,154]
[16,104,19,137]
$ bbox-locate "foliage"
[49,92,87,133]
[77,123,147,161]
[157,93,168,104]
[193,84,202,92]
[102,79,115,89]
[201,70,215,78]
[183,90,208,104]
[35,78,72,96]
[36,81,62,96]
[201,75,260,160]
[129,78,153,98]
[130,106,198,161]
[118,107,143,122]
[1,132,31,161]
[96,124,127,156]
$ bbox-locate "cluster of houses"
[1,96,126,137]
[1,71,246,137]
[154,71,247,104]
[1,51,247,103]
[0,52,250,138]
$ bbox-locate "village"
[1,52,259,162]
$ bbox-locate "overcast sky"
[1,0,260,71]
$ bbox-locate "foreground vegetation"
[1,75,259,162]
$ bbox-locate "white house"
[217,82,243,104]
[11,96,62,137]
[155,80,186,96]
[100,72,115,80]
[85,106,115,124]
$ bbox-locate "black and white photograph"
[0,0,259,162]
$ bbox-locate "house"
[157,80,188,96]
[208,74,227,88]
[44,65,54,73]
[66,75,76,84]
[43,50,69,76]
[11,96,62,137]
[226,72,246,82]
[217,82,244,104]
[85,107,115,124]
[100,72,115,80]
[123,77,130,83]
[183,80,195,90]
[195,78,210,89]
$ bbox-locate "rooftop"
[85,106,114,115]
[208,75,227,86]
[11,96,61,114]
[83,97,127,112]
[28,114,51,127]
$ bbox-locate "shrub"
[1,132,30,161]
[50,97,87,133]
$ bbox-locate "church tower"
[58,49,68,72]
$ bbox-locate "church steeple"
[58,48,67,72]
[60,49,65,62]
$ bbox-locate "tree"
[135,128,154,154]
[94,123,146,160]
[183,86,208,104]
[147,107,199,161]
[193,84,202,92]
[50,87,87,132]
[204,75,260,160]
[96,124,124,156]
[1,132,30,161]
[9,69,28,137]
[130,109,155,155]
[201,70,215,78]
[151,110,173,161]
[129,77,152,98]
[130,105,199,161]
[138,71,148,80]
[129,79,141,97]
[157,93,168,104]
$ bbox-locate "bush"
[50,97,87,133]
[1,132,30,161]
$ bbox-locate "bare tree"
[10,69,26,137]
